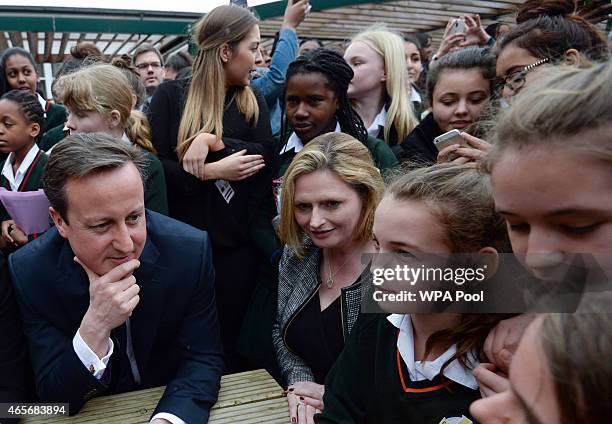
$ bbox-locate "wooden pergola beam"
[57,33,70,61]
[112,33,136,56]
[101,33,118,53]
[44,32,53,62]
[9,31,23,48]
[27,32,38,58]
[127,34,152,55]
[0,32,8,52]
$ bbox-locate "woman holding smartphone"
[395,46,495,165]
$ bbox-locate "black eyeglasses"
[135,61,162,71]
[499,57,551,93]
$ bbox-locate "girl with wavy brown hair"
[316,163,513,423]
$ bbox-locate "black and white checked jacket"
[272,238,367,387]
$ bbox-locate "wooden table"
[24,369,290,423]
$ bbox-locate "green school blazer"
[277,134,398,178]
[0,149,49,242]
[39,123,67,152]
[43,102,67,134]
[142,150,169,216]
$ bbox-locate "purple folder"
[0,188,51,234]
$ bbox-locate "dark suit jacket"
[9,210,224,423]
[0,252,29,418]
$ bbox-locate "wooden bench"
[24,369,289,423]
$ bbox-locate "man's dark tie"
[125,318,142,385]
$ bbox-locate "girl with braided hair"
[0,48,67,137]
[0,90,48,249]
[277,48,397,177]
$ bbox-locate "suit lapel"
[130,236,166,372]
[55,240,90,328]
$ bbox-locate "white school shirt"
[1,144,41,191]
[279,122,342,155]
[36,93,47,116]
[366,107,387,138]
[410,86,422,104]
[387,314,478,389]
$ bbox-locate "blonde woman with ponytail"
[344,26,418,150]
[58,63,168,214]
[148,5,274,373]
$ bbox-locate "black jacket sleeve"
[148,80,202,197]
[207,90,274,166]
[152,234,224,423]
[0,254,29,411]
[395,113,441,165]
[9,258,110,414]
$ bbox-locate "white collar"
[120,132,132,146]
[366,107,387,137]
[280,122,342,155]
[37,93,47,118]
[411,86,422,103]
[1,144,41,191]
[36,93,46,110]
[387,314,478,390]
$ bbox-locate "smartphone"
[433,129,466,152]
[451,18,465,35]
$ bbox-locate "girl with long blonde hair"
[344,27,418,149]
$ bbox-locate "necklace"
[325,249,355,289]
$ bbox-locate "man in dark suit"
[9,133,223,424]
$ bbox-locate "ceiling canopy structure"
[0,0,523,63]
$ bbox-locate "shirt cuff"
[151,413,188,424]
[73,329,114,379]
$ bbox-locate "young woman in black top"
[317,164,510,424]
[148,5,273,373]
[395,47,495,165]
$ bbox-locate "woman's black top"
[148,78,273,248]
[285,289,345,384]
[392,112,443,165]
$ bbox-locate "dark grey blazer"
[272,238,367,387]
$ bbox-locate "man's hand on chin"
[76,257,141,358]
